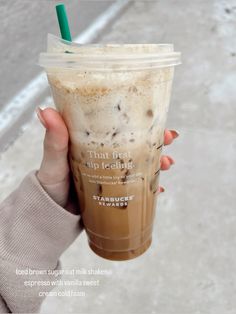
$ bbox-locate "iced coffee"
[39,36,181,260]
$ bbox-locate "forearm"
[0,171,82,313]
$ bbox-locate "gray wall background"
[0,0,113,108]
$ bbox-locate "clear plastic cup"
[39,34,181,261]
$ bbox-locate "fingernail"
[160,186,165,193]
[36,107,47,129]
[166,156,175,165]
[170,130,179,139]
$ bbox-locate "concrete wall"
[0,0,113,107]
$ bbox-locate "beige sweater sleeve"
[0,170,83,313]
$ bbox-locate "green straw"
[56,4,72,41]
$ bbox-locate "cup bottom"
[88,237,152,261]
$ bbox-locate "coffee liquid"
[48,66,173,260]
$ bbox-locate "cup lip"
[38,51,181,71]
[46,33,176,51]
[39,51,181,60]
[38,34,181,71]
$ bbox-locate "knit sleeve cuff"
[0,170,83,270]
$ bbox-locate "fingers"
[158,186,165,194]
[37,107,69,153]
[164,129,179,146]
[155,129,178,173]
[160,155,175,170]
[158,129,179,193]
[162,128,178,169]
[158,156,174,192]
[36,107,70,184]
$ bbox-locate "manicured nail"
[160,186,165,193]
[36,107,47,129]
[170,130,179,139]
[166,156,175,165]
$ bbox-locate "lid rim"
[39,51,181,60]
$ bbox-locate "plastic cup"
[39,35,181,261]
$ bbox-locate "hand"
[36,107,179,211]
[160,129,179,192]
[36,107,78,215]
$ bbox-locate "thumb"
[36,107,70,185]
